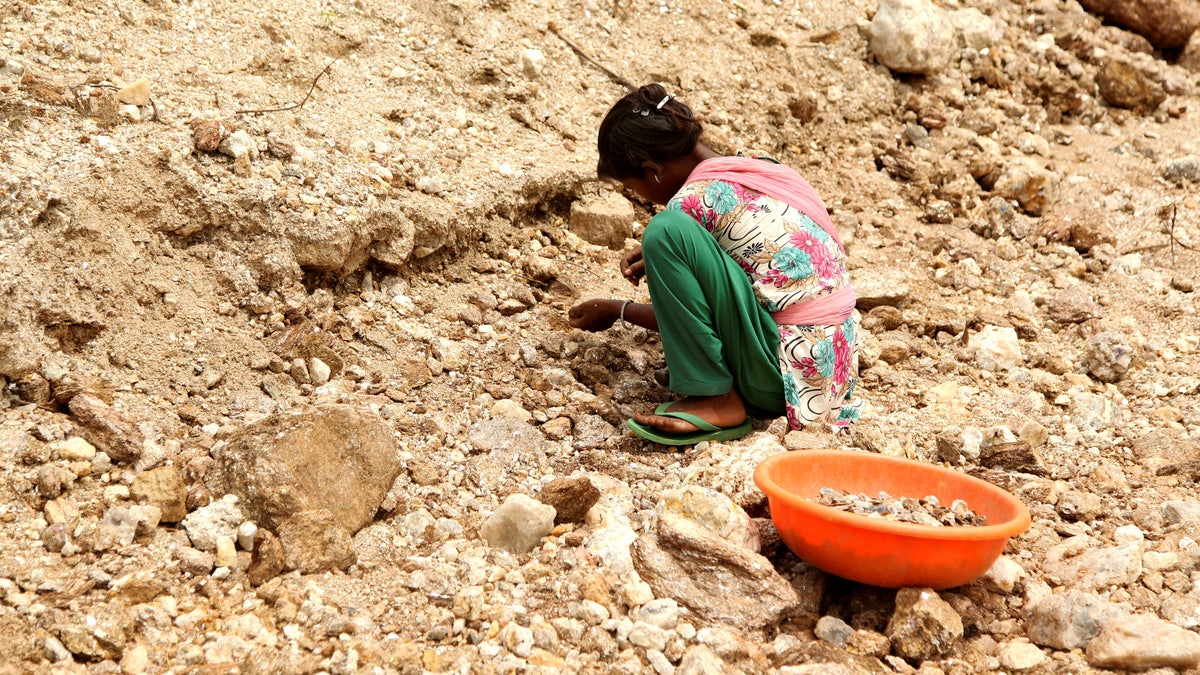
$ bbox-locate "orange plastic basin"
[754,450,1031,589]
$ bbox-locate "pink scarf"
[687,156,856,326]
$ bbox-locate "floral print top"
[666,179,852,312]
[665,177,862,429]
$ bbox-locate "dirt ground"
[1,0,1199,672]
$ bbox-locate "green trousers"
[642,210,786,419]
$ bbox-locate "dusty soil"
[1,0,1199,673]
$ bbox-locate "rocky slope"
[1,0,1199,672]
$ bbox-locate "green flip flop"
[626,401,753,446]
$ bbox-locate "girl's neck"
[670,143,722,182]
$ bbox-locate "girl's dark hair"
[596,83,702,180]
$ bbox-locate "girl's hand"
[568,299,620,332]
[621,246,645,286]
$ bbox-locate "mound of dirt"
[1,0,1199,672]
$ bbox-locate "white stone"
[999,640,1046,671]
[1143,550,1181,572]
[656,486,759,552]
[961,426,984,460]
[54,437,96,461]
[95,136,119,154]
[1017,420,1048,447]
[519,48,546,78]
[43,636,71,662]
[628,621,670,651]
[308,357,331,386]
[219,130,256,159]
[584,523,639,578]
[1112,253,1142,276]
[867,0,956,74]
[492,399,533,423]
[981,556,1025,593]
[1,59,27,76]
[623,580,654,608]
[116,78,152,106]
[574,599,610,625]
[1070,392,1120,432]
[237,521,258,551]
[480,493,555,554]
[637,598,680,630]
[120,643,150,674]
[215,535,237,568]
[967,325,1023,371]
[181,495,245,551]
[1113,525,1145,546]
[950,8,1003,51]
[646,649,674,675]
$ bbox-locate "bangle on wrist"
[619,300,632,328]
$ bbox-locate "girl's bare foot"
[631,389,746,434]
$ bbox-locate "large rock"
[1163,155,1200,186]
[632,513,801,629]
[569,191,635,249]
[56,614,131,662]
[656,486,760,553]
[538,476,601,524]
[129,466,188,523]
[1132,430,1200,470]
[1070,391,1121,432]
[212,405,402,534]
[1042,536,1142,590]
[966,325,1023,371]
[1086,613,1200,670]
[1046,286,1100,324]
[480,493,556,554]
[1077,0,1200,49]
[1084,331,1134,383]
[886,587,964,661]
[867,0,956,75]
[992,158,1061,216]
[181,495,244,551]
[67,393,144,464]
[1027,589,1125,650]
[1096,60,1166,113]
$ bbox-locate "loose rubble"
[813,488,989,527]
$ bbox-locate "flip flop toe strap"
[652,402,721,432]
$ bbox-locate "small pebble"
[237,521,258,551]
[43,636,72,663]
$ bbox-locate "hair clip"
[631,105,650,116]
[656,94,672,110]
